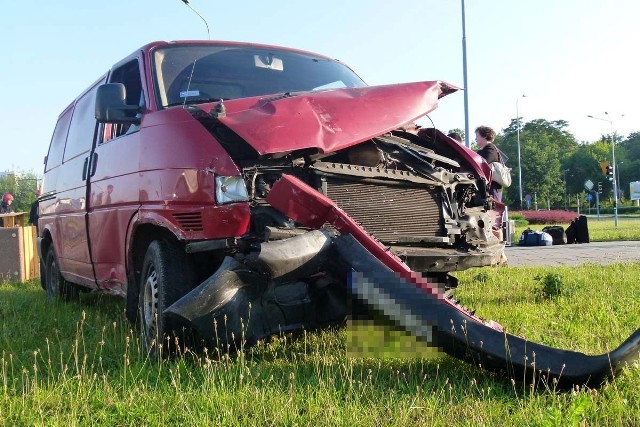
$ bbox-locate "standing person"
[1,193,15,227]
[1,193,14,214]
[447,131,463,143]
[29,189,41,231]
[474,126,505,202]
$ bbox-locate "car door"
[87,57,145,294]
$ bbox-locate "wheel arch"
[124,214,186,322]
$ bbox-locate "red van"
[39,40,505,351]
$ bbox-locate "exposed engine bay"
[199,109,507,275]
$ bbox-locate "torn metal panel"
[216,81,458,155]
[165,230,346,345]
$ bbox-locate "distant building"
[0,170,21,179]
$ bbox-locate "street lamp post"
[516,94,526,209]
[461,0,470,148]
[617,161,624,201]
[563,168,570,211]
[587,113,618,228]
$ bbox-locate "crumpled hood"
[215,81,459,155]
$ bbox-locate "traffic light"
[597,182,603,194]
[606,165,614,181]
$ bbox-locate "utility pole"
[461,0,470,148]
[588,113,619,227]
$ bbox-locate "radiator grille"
[173,212,204,232]
[324,178,444,243]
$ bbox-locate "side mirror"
[95,83,141,124]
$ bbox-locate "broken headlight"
[215,176,249,204]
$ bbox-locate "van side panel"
[48,77,106,288]
[40,106,73,219]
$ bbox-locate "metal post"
[605,113,619,228]
[516,95,526,209]
[616,161,623,202]
[588,113,619,228]
[563,168,569,211]
[461,0,470,148]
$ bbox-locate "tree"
[496,119,579,209]
[447,127,465,143]
[564,141,609,193]
[0,172,40,212]
[617,132,640,199]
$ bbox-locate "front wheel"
[44,247,78,302]
[138,240,192,354]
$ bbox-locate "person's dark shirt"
[29,200,39,225]
[476,142,501,164]
[0,201,14,214]
[476,143,503,190]
[0,201,14,227]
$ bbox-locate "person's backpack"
[542,225,567,245]
[519,229,553,246]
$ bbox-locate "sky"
[1,0,638,174]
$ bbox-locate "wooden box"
[0,226,39,283]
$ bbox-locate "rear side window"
[63,78,106,162]
[45,107,73,171]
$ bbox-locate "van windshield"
[152,44,367,108]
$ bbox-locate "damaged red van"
[39,40,507,354]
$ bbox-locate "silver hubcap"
[142,268,159,340]
[48,257,59,297]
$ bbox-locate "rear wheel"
[44,247,78,302]
[138,240,192,354]
[39,258,46,291]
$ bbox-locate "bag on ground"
[519,229,553,246]
[490,161,512,187]
[566,215,589,244]
[542,225,567,245]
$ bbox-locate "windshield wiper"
[165,97,222,108]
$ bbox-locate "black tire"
[44,247,79,302]
[138,240,192,354]
[39,258,46,291]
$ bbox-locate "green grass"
[2,263,639,426]
[514,218,640,243]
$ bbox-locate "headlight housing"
[215,176,249,204]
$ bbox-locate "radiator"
[323,177,445,243]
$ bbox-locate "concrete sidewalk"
[504,240,640,267]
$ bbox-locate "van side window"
[63,78,106,162]
[102,59,143,143]
[45,106,73,171]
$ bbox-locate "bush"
[535,272,564,298]
[508,212,529,227]
[511,210,577,224]
[599,206,640,215]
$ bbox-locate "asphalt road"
[504,240,640,267]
